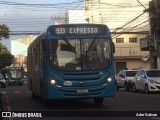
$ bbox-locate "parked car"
[0,73,6,88]
[116,69,137,91]
[133,69,160,94]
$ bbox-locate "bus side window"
[42,36,48,51]
[112,42,115,53]
[42,39,46,50]
[39,41,42,64]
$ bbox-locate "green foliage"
[0,43,14,69]
[0,24,10,40]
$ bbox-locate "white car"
[133,69,160,94]
[116,70,137,91]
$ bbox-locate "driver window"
[58,39,75,53]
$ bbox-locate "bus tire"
[93,97,104,106]
[40,80,49,106]
[115,82,119,91]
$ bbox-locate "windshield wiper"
[87,39,97,52]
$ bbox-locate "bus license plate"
[77,89,88,93]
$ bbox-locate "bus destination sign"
[50,25,107,35]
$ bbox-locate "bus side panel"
[41,51,48,99]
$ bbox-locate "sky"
[0,0,84,51]
[0,0,150,41]
[0,0,84,33]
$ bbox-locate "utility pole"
[147,0,160,69]
[155,0,160,69]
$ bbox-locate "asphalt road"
[1,83,160,120]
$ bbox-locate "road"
[0,83,160,120]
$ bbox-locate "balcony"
[114,46,149,60]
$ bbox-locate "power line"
[7,31,149,36]
[113,12,146,32]
[0,0,150,33]
[0,1,83,6]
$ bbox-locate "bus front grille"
[54,71,107,96]
[55,71,104,81]
[58,85,106,96]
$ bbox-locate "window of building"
[116,38,124,43]
[129,38,137,43]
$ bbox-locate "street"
[1,83,160,120]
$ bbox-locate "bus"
[27,24,115,105]
[6,66,25,85]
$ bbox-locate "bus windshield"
[49,38,111,71]
[9,68,23,79]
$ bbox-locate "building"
[17,35,36,46]
[85,0,149,29]
[1,35,36,66]
[66,10,87,24]
[113,33,150,73]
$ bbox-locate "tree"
[0,43,14,69]
[0,24,11,69]
[0,24,10,40]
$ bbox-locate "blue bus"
[27,24,115,105]
[7,66,25,85]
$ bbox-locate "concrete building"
[17,35,36,46]
[66,10,87,24]
[113,34,150,73]
[84,0,150,72]
[11,40,28,57]
[85,0,149,30]
[1,35,36,66]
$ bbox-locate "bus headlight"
[107,77,112,83]
[50,79,56,85]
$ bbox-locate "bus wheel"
[40,84,49,106]
[116,84,119,91]
[93,98,104,106]
[115,82,119,91]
